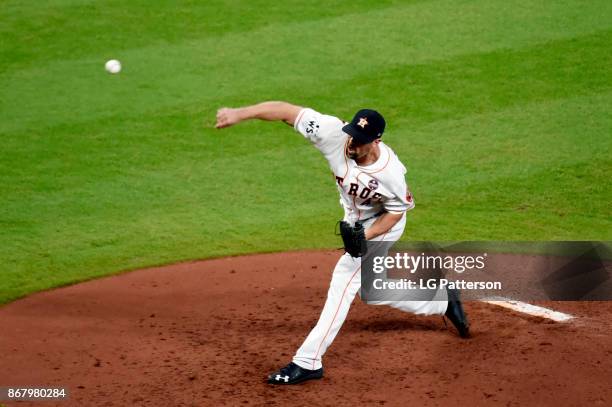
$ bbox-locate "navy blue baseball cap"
[342,109,386,144]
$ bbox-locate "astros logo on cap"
[357,117,368,128]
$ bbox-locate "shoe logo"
[275,374,290,383]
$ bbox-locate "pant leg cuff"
[292,357,322,371]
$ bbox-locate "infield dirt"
[0,251,610,406]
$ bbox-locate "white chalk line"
[481,296,574,322]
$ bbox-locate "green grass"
[1,0,611,304]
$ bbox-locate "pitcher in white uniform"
[215,101,470,385]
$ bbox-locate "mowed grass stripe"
[408,157,612,239]
[397,88,612,187]
[2,0,611,134]
[1,0,421,73]
[325,30,612,127]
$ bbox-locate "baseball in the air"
[105,59,121,74]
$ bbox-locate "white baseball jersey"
[294,108,414,225]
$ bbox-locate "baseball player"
[215,101,469,385]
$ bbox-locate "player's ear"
[374,139,381,145]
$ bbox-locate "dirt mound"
[0,250,610,406]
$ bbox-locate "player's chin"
[347,151,357,159]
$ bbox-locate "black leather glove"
[338,220,367,258]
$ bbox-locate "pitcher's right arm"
[215,101,303,129]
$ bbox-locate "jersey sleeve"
[382,165,415,214]
[294,108,346,155]
[383,187,415,214]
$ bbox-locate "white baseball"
[105,59,121,74]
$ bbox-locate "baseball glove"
[338,220,367,258]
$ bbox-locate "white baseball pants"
[292,216,448,370]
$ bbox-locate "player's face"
[347,137,374,160]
